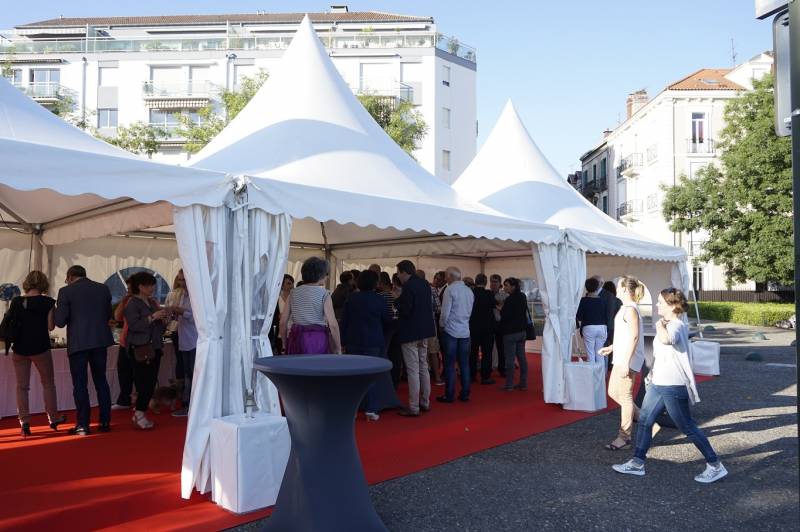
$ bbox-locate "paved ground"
[233,322,798,532]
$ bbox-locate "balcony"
[0,31,477,64]
[647,193,660,212]
[616,199,643,220]
[352,77,414,106]
[687,138,715,155]
[580,177,608,200]
[142,80,215,101]
[617,153,643,177]
[13,82,69,103]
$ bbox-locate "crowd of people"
[2,266,196,436]
[273,257,533,419]
[2,258,728,483]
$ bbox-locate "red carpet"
[0,354,709,531]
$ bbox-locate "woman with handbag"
[613,288,727,483]
[279,257,341,355]
[598,276,646,451]
[498,277,529,391]
[8,271,66,436]
[124,271,169,430]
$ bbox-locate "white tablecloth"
[0,343,176,418]
[210,413,290,514]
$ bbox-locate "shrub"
[695,301,794,327]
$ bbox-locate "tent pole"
[320,222,333,290]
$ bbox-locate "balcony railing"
[617,153,643,177]
[647,193,660,211]
[0,31,477,63]
[142,80,215,99]
[352,77,413,103]
[687,138,715,155]
[616,199,643,219]
[13,82,67,100]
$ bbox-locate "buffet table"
[0,343,176,418]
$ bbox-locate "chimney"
[330,4,349,13]
[625,89,648,119]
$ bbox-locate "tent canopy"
[190,16,562,259]
[452,101,686,262]
[0,77,232,245]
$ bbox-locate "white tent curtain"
[247,206,291,414]
[175,204,233,498]
[533,240,587,404]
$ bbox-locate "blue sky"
[1,1,773,176]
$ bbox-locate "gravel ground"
[232,322,798,532]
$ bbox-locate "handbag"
[133,343,156,364]
[524,305,537,341]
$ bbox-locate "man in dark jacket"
[470,274,497,385]
[55,265,114,435]
[393,260,435,417]
[331,271,355,324]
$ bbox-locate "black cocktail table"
[254,354,391,532]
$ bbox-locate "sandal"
[604,440,631,451]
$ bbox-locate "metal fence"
[696,290,795,303]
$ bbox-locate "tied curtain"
[533,240,586,404]
[175,198,291,499]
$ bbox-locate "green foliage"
[99,121,167,158]
[662,74,793,285]
[695,301,794,327]
[357,94,428,156]
[176,70,269,154]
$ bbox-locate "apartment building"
[576,53,773,290]
[0,5,477,182]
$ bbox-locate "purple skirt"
[286,324,330,355]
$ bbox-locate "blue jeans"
[68,347,112,428]
[441,332,471,400]
[634,383,718,464]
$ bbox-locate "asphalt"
[231,322,798,532]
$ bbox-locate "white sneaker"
[612,459,646,476]
[694,463,728,484]
[365,412,380,422]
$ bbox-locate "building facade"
[0,6,477,182]
[577,53,773,290]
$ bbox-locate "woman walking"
[280,257,341,355]
[612,288,727,483]
[8,271,65,436]
[598,276,646,450]
[499,277,528,391]
[124,272,168,429]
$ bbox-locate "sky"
[0,0,774,176]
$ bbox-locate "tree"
[176,70,269,154]
[662,74,793,285]
[357,95,428,156]
[100,121,168,158]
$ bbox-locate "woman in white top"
[613,287,727,483]
[598,276,645,451]
[279,257,341,355]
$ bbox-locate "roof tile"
[667,68,745,91]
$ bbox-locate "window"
[442,149,451,171]
[97,108,118,128]
[150,109,201,131]
[3,68,21,84]
[30,68,59,85]
[442,107,451,129]
[600,158,607,179]
[691,112,706,144]
[692,266,704,292]
[646,144,658,163]
[592,164,597,180]
[442,65,451,87]
[602,196,608,214]
[98,66,118,86]
[582,170,588,186]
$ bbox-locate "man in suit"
[55,265,115,436]
[393,260,435,417]
[470,274,497,385]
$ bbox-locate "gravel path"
[232,322,798,532]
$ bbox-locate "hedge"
[694,301,794,327]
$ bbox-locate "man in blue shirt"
[437,267,475,403]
